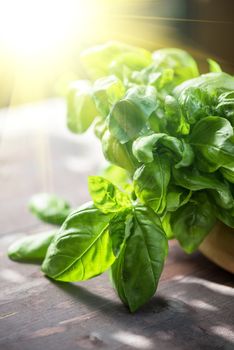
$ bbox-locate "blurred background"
[0,0,233,107]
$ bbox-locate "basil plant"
[9,42,234,312]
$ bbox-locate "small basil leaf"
[29,193,71,225]
[207,58,222,73]
[42,205,115,281]
[111,206,168,312]
[170,193,216,253]
[88,176,131,213]
[8,231,56,262]
[134,155,171,214]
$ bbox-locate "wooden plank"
[0,100,233,350]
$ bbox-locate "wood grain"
[0,100,233,350]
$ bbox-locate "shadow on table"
[51,266,234,350]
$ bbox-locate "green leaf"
[166,185,192,212]
[110,52,152,80]
[80,41,152,80]
[99,164,130,189]
[170,193,216,253]
[173,167,234,209]
[109,209,132,256]
[134,155,171,214]
[161,212,174,239]
[164,95,190,135]
[108,85,157,143]
[214,206,234,228]
[216,91,234,126]
[42,205,115,281]
[88,176,131,213]
[133,48,199,92]
[190,116,234,172]
[29,193,71,225]
[102,130,137,174]
[67,80,98,134]
[93,75,125,116]
[220,167,234,183]
[132,133,194,168]
[8,231,56,262]
[173,72,234,125]
[110,206,168,312]
[207,58,222,73]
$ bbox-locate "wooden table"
[0,100,233,350]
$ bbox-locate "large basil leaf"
[8,231,56,262]
[173,167,234,209]
[88,176,131,213]
[170,193,216,253]
[92,75,125,116]
[132,133,194,168]
[108,85,157,143]
[29,193,71,225]
[190,116,234,172]
[110,206,168,312]
[42,205,115,281]
[134,155,171,214]
[67,80,98,134]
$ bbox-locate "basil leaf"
[214,206,234,228]
[29,193,71,225]
[109,209,132,257]
[132,133,194,168]
[166,185,192,212]
[88,176,131,213]
[108,85,157,143]
[207,58,222,73]
[8,231,56,262]
[173,167,233,209]
[80,41,151,79]
[170,193,216,253]
[134,155,170,214]
[67,80,98,134]
[42,205,115,281]
[102,130,137,174]
[93,75,125,116]
[111,206,168,312]
[190,116,234,172]
[99,164,130,190]
[216,91,234,126]
[220,167,234,184]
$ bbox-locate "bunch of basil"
[8,42,234,312]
